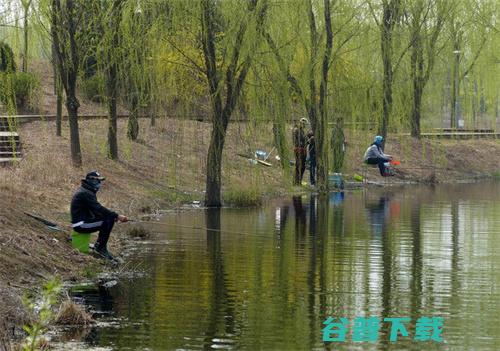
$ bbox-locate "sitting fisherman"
[71,171,128,260]
[363,135,394,176]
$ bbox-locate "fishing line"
[128,220,265,237]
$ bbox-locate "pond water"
[62,182,500,350]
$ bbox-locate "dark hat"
[83,171,106,181]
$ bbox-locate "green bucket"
[71,230,91,253]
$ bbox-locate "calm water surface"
[65,182,500,350]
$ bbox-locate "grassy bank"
[1,117,500,343]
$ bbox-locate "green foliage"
[0,42,16,72]
[224,187,263,207]
[1,0,498,188]
[22,278,62,351]
[13,72,40,108]
[149,186,198,204]
[80,73,104,103]
[127,225,152,239]
[82,262,101,279]
[0,72,40,109]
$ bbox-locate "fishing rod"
[128,220,260,236]
[24,212,64,231]
[388,160,449,170]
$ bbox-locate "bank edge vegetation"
[0,0,498,206]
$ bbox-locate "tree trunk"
[56,80,62,136]
[306,0,318,134]
[127,95,139,140]
[52,40,62,136]
[316,0,333,192]
[450,45,460,128]
[22,2,30,72]
[205,112,227,207]
[106,0,122,160]
[107,97,118,159]
[201,0,266,206]
[272,121,288,169]
[410,23,423,138]
[331,121,345,173]
[272,90,288,169]
[472,79,478,127]
[411,82,422,137]
[66,95,82,167]
[380,3,394,142]
[52,0,83,166]
[496,92,499,120]
[106,62,118,159]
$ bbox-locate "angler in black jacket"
[71,171,128,260]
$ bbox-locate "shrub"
[80,74,104,102]
[127,225,151,239]
[224,187,263,207]
[22,278,62,351]
[0,72,40,109]
[0,42,16,72]
[13,72,40,108]
[54,300,93,327]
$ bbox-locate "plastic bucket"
[328,173,344,189]
[71,230,91,253]
[255,150,268,160]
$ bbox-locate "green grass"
[81,262,102,279]
[127,225,151,239]
[148,186,199,205]
[223,187,263,207]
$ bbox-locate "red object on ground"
[390,160,401,166]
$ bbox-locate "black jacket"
[293,126,306,148]
[70,181,118,224]
[307,136,316,158]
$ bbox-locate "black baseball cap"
[83,171,106,181]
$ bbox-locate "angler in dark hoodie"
[363,135,394,176]
[70,171,128,260]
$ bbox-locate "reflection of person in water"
[365,195,391,236]
[274,205,290,233]
[309,195,317,236]
[329,191,345,207]
[292,196,307,245]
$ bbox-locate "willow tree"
[200,0,268,207]
[51,0,84,166]
[265,0,354,190]
[368,0,402,142]
[122,4,143,141]
[21,0,33,72]
[447,0,492,129]
[100,0,125,160]
[120,0,158,141]
[407,0,448,137]
[313,0,333,191]
[51,40,62,136]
